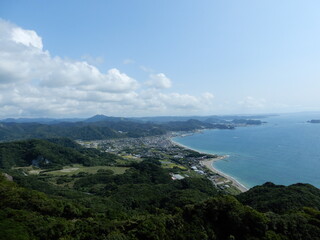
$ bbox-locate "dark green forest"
[1,139,320,239]
[0,138,120,169]
[0,117,240,141]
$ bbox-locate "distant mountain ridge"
[0,114,274,124]
[134,114,274,123]
[0,114,268,141]
[0,118,211,141]
[84,114,130,123]
[0,117,85,124]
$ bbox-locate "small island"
[308,119,320,123]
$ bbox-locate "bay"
[172,113,320,189]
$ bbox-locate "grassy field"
[14,166,42,175]
[160,161,187,170]
[224,185,242,195]
[116,155,142,165]
[44,164,129,176]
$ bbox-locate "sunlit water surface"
[173,113,320,188]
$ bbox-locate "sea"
[172,112,320,189]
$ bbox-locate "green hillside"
[1,139,320,239]
[0,119,230,141]
[0,138,119,169]
[2,171,320,239]
[237,182,320,213]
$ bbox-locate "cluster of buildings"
[77,134,234,191]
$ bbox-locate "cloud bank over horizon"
[0,19,215,118]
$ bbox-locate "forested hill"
[0,137,320,239]
[237,182,320,213]
[0,138,120,169]
[0,119,231,141]
[0,121,160,141]
[2,163,320,239]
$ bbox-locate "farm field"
[45,164,129,175]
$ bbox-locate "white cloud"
[146,73,172,89]
[202,92,214,101]
[0,19,215,118]
[11,27,43,49]
[238,96,266,110]
[0,20,137,93]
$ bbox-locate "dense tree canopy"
[0,138,119,169]
[1,139,320,239]
[0,119,221,141]
[237,182,320,213]
[2,172,320,240]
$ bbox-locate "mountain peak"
[84,115,126,122]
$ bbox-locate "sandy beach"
[200,158,248,192]
[170,138,218,157]
[170,137,248,193]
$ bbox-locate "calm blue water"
[173,113,320,188]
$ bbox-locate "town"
[77,133,240,194]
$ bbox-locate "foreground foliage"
[1,139,320,239]
[2,172,320,240]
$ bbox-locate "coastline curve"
[170,136,249,192]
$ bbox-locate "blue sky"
[1,0,320,118]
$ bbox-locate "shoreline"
[200,158,248,192]
[169,138,218,157]
[170,136,249,193]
